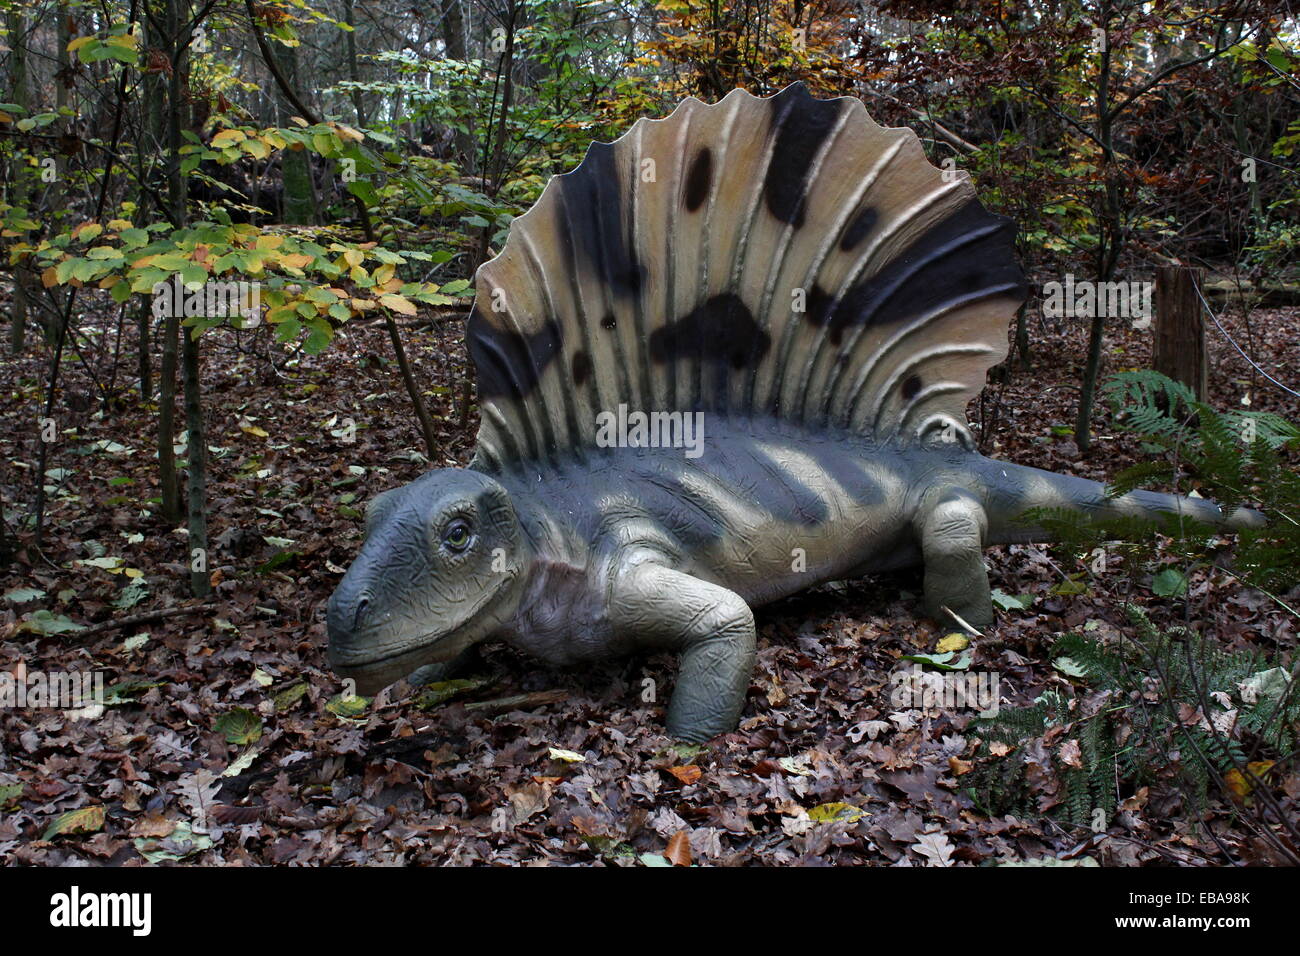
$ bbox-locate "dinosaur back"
[468,83,1028,470]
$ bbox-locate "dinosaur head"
[327,468,529,694]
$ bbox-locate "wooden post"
[1153,266,1209,401]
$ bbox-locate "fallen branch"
[73,603,219,640]
[463,689,567,716]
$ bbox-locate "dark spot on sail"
[902,374,922,399]
[572,350,592,385]
[649,293,770,368]
[840,206,878,251]
[804,198,1029,341]
[600,314,617,330]
[764,83,843,228]
[684,147,713,212]
[466,305,563,399]
[558,141,645,298]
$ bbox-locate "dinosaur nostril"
[353,596,370,631]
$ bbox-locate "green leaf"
[991,588,1035,612]
[134,821,213,863]
[1152,568,1188,598]
[42,805,105,841]
[326,692,370,718]
[19,610,84,635]
[416,678,487,709]
[214,707,263,745]
[102,678,163,704]
[273,682,309,712]
[1052,656,1089,679]
[3,587,46,603]
[1050,575,1089,597]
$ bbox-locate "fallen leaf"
[664,831,692,866]
[42,806,105,841]
[667,765,702,785]
[911,830,954,867]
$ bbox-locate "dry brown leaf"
[665,831,692,867]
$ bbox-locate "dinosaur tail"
[975,457,1266,546]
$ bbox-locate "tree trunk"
[7,7,29,352]
[384,314,439,460]
[137,301,153,400]
[1153,266,1209,401]
[182,327,210,596]
[1013,300,1030,370]
[342,0,366,128]
[440,0,475,174]
[158,0,189,525]
[274,42,316,224]
[1075,1,1119,454]
[158,320,181,525]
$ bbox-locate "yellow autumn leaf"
[211,129,246,149]
[123,567,144,579]
[547,748,585,763]
[42,805,105,840]
[67,36,96,54]
[243,138,271,160]
[255,234,285,250]
[349,264,368,283]
[1224,769,1251,798]
[279,253,314,271]
[342,249,364,267]
[350,297,377,312]
[74,222,103,241]
[240,424,269,438]
[937,634,969,653]
[333,123,364,142]
[372,263,395,285]
[379,294,417,315]
[807,802,866,824]
[107,218,133,231]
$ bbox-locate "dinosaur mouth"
[332,632,469,695]
[325,572,512,691]
[329,581,512,693]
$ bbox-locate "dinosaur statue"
[327,84,1260,742]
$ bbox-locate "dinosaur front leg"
[610,562,757,742]
[915,489,994,629]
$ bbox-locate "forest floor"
[1,293,1297,866]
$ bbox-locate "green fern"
[969,607,1298,826]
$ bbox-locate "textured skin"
[328,419,1259,740]
[327,85,1262,741]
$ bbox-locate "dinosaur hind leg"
[915,489,994,630]
[610,562,757,742]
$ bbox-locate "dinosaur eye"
[441,519,473,553]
